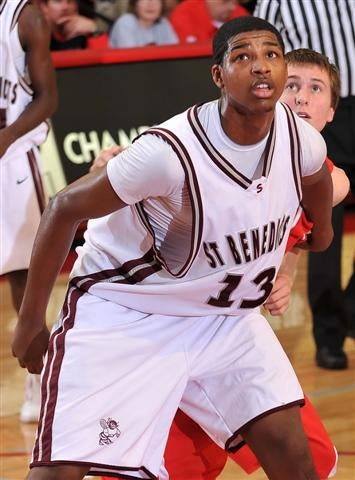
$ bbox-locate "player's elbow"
[331,167,350,206]
[46,88,58,118]
[48,187,84,227]
[309,227,334,252]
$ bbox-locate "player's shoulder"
[293,113,326,167]
[294,113,326,153]
[278,103,325,149]
[126,133,185,184]
[17,1,49,44]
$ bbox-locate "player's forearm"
[278,249,301,283]
[19,194,82,327]
[301,162,333,251]
[5,91,57,145]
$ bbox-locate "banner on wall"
[41,54,218,196]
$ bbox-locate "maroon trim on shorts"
[27,149,46,213]
[29,460,157,479]
[225,398,306,452]
[70,247,162,292]
[32,287,84,463]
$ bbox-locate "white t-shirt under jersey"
[107,100,326,205]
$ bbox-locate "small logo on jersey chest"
[99,417,121,445]
[16,176,28,185]
[250,177,266,194]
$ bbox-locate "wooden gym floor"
[1,231,354,479]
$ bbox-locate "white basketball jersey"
[70,102,309,317]
[0,0,48,156]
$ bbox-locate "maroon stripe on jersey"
[225,398,305,453]
[11,0,28,30]
[0,0,7,15]
[70,247,162,291]
[138,127,203,278]
[261,118,276,177]
[134,202,166,274]
[9,0,39,102]
[189,104,277,186]
[33,287,83,463]
[282,104,302,203]
[27,149,46,213]
[188,105,253,188]
[18,74,33,96]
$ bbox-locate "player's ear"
[327,106,335,124]
[212,64,224,89]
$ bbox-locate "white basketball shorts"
[32,286,304,479]
[0,147,46,275]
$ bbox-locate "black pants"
[307,96,355,352]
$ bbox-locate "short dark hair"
[285,48,340,109]
[213,16,285,65]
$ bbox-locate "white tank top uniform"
[33,101,326,478]
[0,0,48,274]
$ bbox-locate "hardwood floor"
[1,232,354,479]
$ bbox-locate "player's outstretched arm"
[12,168,127,374]
[0,3,57,157]
[301,162,333,252]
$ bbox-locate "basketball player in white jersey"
[13,17,333,480]
[0,0,57,422]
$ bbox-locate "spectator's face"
[206,0,237,23]
[135,0,162,24]
[212,30,287,114]
[281,64,335,131]
[41,0,78,26]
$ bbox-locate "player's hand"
[90,145,125,172]
[264,273,293,316]
[57,15,96,39]
[12,321,50,374]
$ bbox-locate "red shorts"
[163,396,336,479]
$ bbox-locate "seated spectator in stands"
[170,0,249,44]
[40,0,107,50]
[109,0,178,48]
[77,0,128,33]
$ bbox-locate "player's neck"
[218,100,275,146]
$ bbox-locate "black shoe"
[316,347,348,370]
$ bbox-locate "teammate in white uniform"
[13,17,333,480]
[0,0,57,421]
